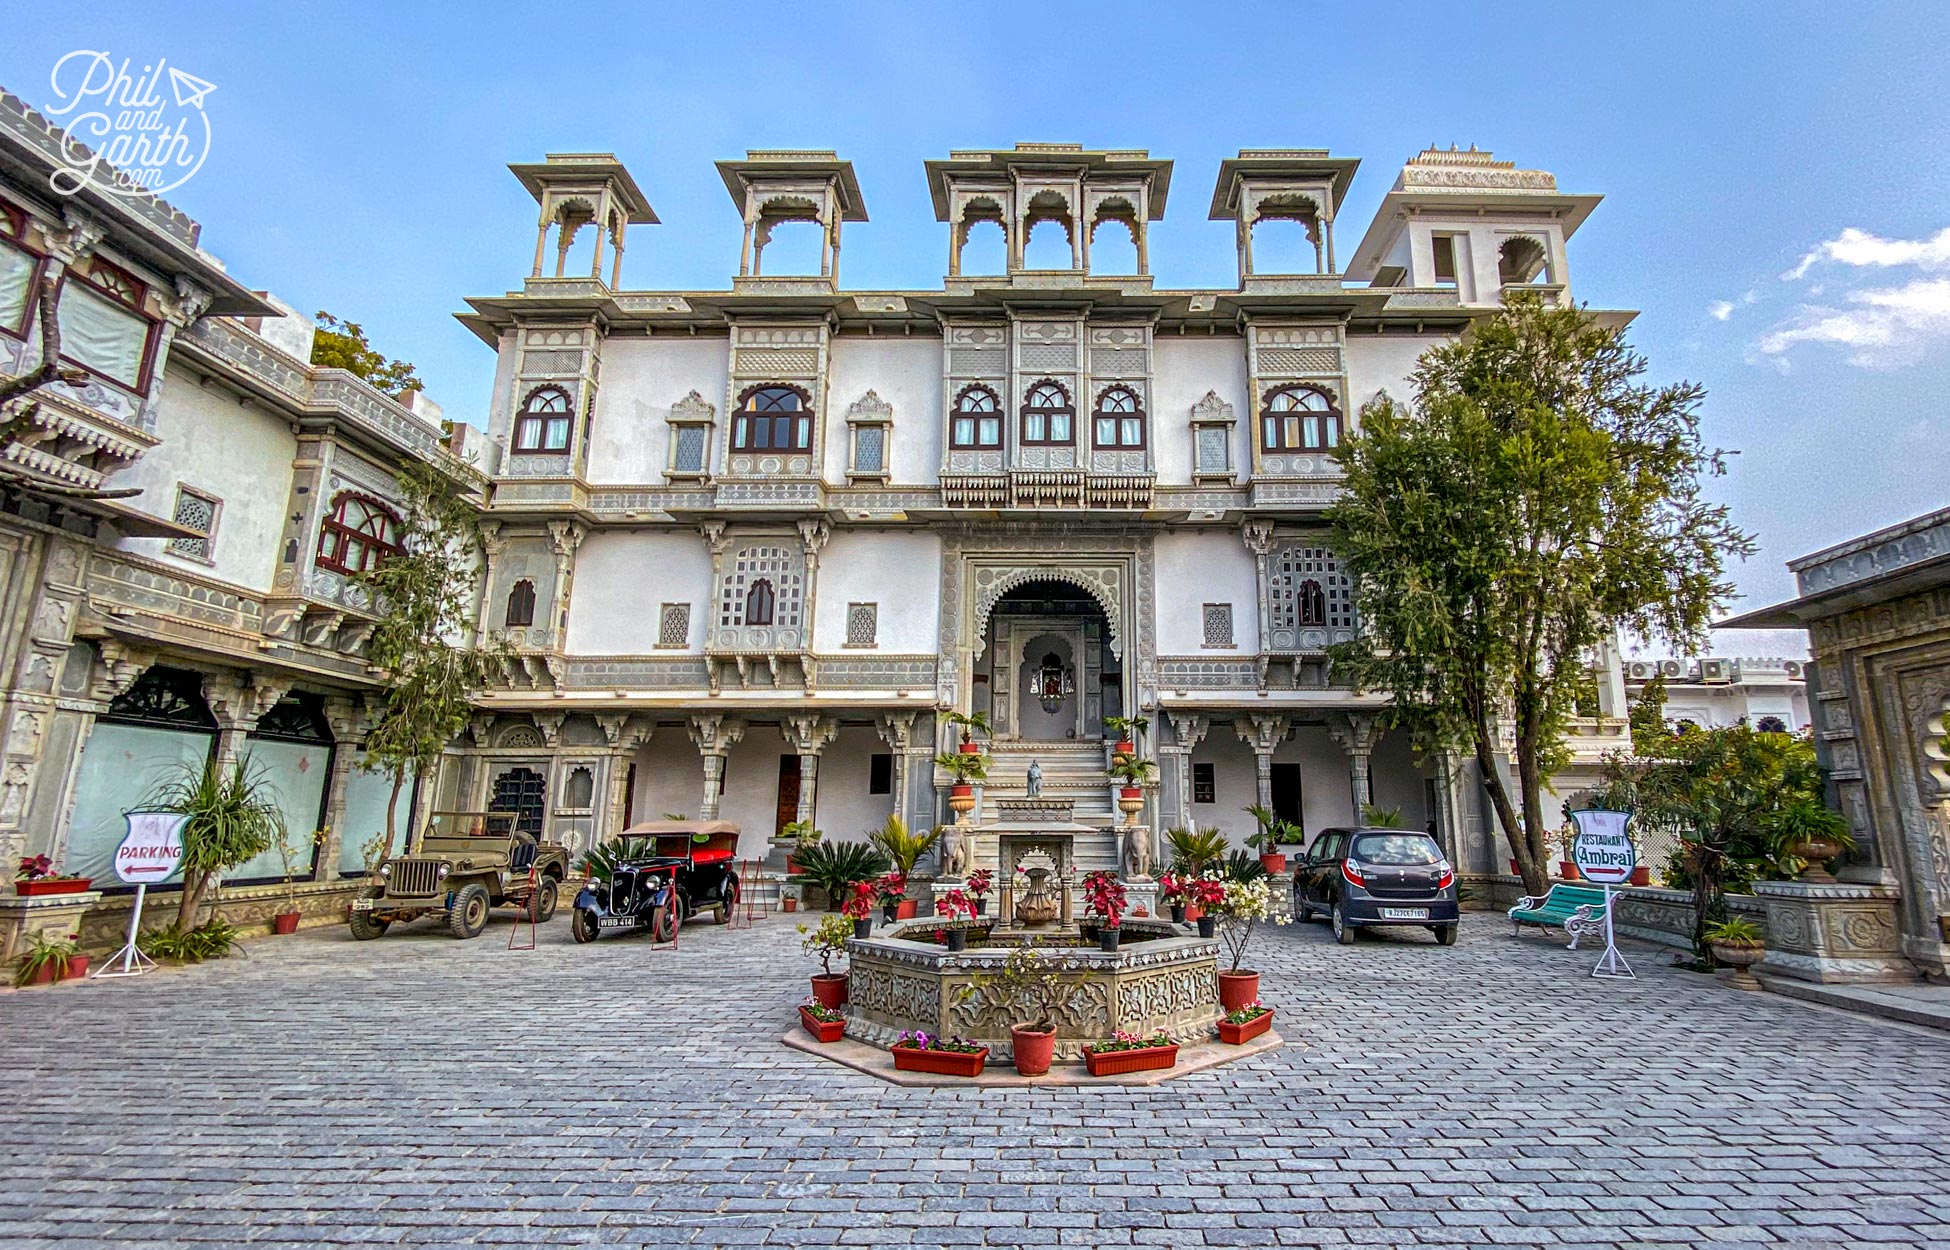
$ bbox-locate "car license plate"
[350,898,376,911]
[598,916,637,928]
[1380,907,1429,920]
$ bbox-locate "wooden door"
[775,755,802,837]
[1270,763,1303,830]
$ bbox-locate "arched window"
[512,386,573,453]
[732,385,813,452]
[1756,716,1788,734]
[1260,386,1342,453]
[950,384,1002,449]
[1297,579,1327,626]
[1020,380,1073,446]
[316,492,403,575]
[1092,386,1146,449]
[1267,546,1354,637]
[504,579,536,628]
[745,577,776,626]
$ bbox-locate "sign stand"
[93,883,158,978]
[1569,809,1637,981]
[92,809,188,979]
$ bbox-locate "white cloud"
[1753,278,1950,368]
[1783,226,1950,280]
[1707,300,1734,321]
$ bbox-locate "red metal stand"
[507,864,539,950]
[729,858,766,928]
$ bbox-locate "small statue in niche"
[1025,759,1043,799]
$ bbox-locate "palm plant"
[934,750,990,784]
[867,814,942,877]
[578,836,652,881]
[945,710,992,746]
[1108,755,1157,788]
[151,754,288,929]
[1103,714,1150,741]
[1164,825,1229,875]
[791,840,892,910]
[1360,804,1406,828]
[1223,848,1270,884]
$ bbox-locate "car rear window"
[1350,833,1441,865]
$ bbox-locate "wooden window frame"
[504,579,537,628]
[1091,385,1147,450]
[949,383,1003,450]
[731,384,814,454]
[315,490,404,576]
[1019,379,1074,447]
[53,258,158,393]
[0,199,41,339]
[745,577,776,627]
[1259,385,1343,453]
[512,386,574,454]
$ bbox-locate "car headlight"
[437,864,451,878]
[377,864,391,879]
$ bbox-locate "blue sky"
[7,2,1947,625]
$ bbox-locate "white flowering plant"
[1214,876,1286,973]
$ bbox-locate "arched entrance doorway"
[974,579,1123,741]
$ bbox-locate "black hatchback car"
[1294,827,1460,946]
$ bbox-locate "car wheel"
[1435,923,1459,946]
[348,909,389,940]
[1332,901,1356,945]
[570,908,599,944]
[448,883,490,939]
[651,895,680,943]
[533,877,560,923]
[719,875,741,924]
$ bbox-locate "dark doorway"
[1270,763,1303,829]
[489,767,547,837]
[775,755,802,837]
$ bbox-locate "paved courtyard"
[3,908,1948,1249]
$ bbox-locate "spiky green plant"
[150,754,288,929]
[934,750,990,784]
[867,814,941,877]
[1360,804,1406,829]
[791,840,892,910]
[1164,825,1229,875]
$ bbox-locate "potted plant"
[1158,871,1191,924]
[965,868,993,917]
[1165,826,1228,878]
[935,749,990,818]
[1212,875,1284,1011]
[873,871,909,922]
[1218,999,1275,1044]
[1776,797,1854,884]
[13,855,91,897]
[890,1030,988,1077]
[1243,806,1289,874]
[12,929,82,986]
[1083,1029,1177,1077]
[956,945,1085,1076]
[798,997,847,1043]
[935,889,974,951]
[799,914,853,1008]
[1080,869,1126,952]
[1555,828,1581,881]
[1705,916,1766,990]
[1187,873,1226,938]
[946,710,991,755]
[790,839,890,912]
[1103,714,1149,761]
[867,815,941,919]
[271,827,327,935]
[842,881,876,939]
[1108,754,1156,803]
[781,819,822,874]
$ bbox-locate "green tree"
[1628,672,1672,756]
[357,462,499,851]
[151,755,288,929]
[1327,293,1753,896]
[310,311,424,396]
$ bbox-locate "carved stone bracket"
[596,712,653,752]
[88,639,157,704]
[781,713,841,756]
[531,711,566,748]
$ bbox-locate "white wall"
[566,529,714,653]
[812,530,941,653]
[826,336,943,485]
[585,337,729,486]
[111,361,296,592]
[1154,530,1258,653]
[812,726,897,844]
[1344,332,1443,417]
[1152,335,1251,486]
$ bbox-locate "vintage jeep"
[349,811,568,940]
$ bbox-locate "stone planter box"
[1752,880,1911,983]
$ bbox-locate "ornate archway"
[971,564,1123,659]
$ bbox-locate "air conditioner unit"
[1699,659,1733,684]
[1627,662,1653,680]
[1783,660,1803,680]
[1659,660,1684,678]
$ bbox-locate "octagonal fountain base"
[841,918,1226,1063]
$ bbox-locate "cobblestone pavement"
[4,907,1949,1250]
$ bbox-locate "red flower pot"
[896,899,918,920]
[1629,866,1651,887]
[272,911,301,935]
[892,1044,988,1077]
[63,955,89,980]
[1219,1008,1274,1045]
[1218,970,1261,1013]
[785,856,801,875]
[1085,1043,1177,1076]
[1112,738,1135,759]
[14,877,91,897]
[799,1005,845,1043]
[1011,1026,1056,1076]
[1557,861,1581,882]
[1259,852,1287,874]
[1119,786,1143,801]
[26,960,60,986]
[810,973,848,1009]
[958,740,982,755]
[781,897,798,913]
[1183,903,1204,922]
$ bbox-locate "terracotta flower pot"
[26,960,60,986]
[1259,852,1287,874]
[799,1005,846,1043]
[1119,785,1143,801]
[810,973,848,1009]
[63,955,89,980]
[958,740,982,755]
[272,911,301,935]
[1629,866,1651,887]
[1085,1042,1177,1077]
[896,899,918,920]
[948,784,976,816]
[1219,1008,1274,1045]
[1011,1026,1057,1076]
[14,877,91,897]
[893,1044,987,1077]
[1182,903,1203,922]
[1218,970,1260,1013]
[1557,861,1581,882]
[781,897,798,913]
[1112,738,1135,759]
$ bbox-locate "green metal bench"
[1509,883,1612,948]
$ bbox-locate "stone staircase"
[982,740,1117,822]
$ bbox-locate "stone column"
[205,673,293,768]
[317,697,369,881]
[688,715,744,822]
[0,532,94,865]
[1328,712,1380,816]
[1158,711,1210,834]
[1235,714,1289,811]
[781,713,840,827]
[596,714,653,844]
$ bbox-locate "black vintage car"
[570,820,743,943]
[1293,826,1460,946]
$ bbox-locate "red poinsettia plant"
[1081,869,1127,929]
[1186,873,1227,911]
[1157,870,1189,906]
[874,871,908,903]
[16,854,56,882]
[965,868,993,899]
[935,888,974,921]
[840,880,876,920]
